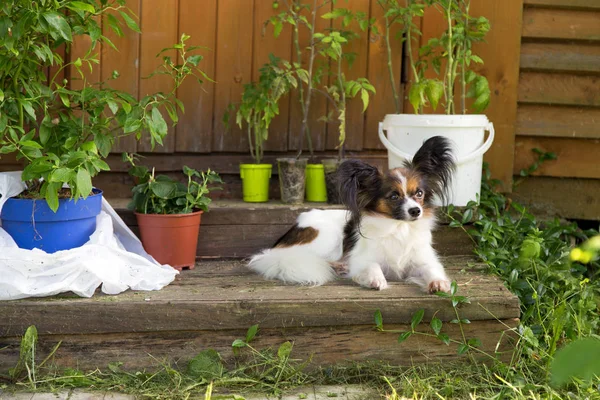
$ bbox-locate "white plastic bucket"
[378,114,495,206]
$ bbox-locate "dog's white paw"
[428,280,451,294]
[352,265,388,290]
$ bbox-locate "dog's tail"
[247,246,336,286]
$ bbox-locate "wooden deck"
[0,257,519,372]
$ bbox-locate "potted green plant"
[125,154,221,270]
[267,3,375,204]
[229,54,297,203]
[376,0,494,206]
[0,0,207,253]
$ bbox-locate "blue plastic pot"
[0,189,103,253]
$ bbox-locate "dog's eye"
[390,192,400,201]
[415,189,424,198]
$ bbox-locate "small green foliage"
[187,349,224,381]
[551,338,600,387]
[125,153,221,215]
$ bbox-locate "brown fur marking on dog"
[274,224,319,248]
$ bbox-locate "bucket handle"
[378,121,495,166]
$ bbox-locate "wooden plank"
[252,0,292,152]
[136,0,178,153]
[103,0,141,153]
[212,0,255,152]
[522,7,600,41]
[105,150,391,174]
[364,0,403,150]
[0,267,518,336]
[524,0,600,11]
[516,104,600,138]
[514,136,600,179]
[175,0,217,153]
[513,176,600,220]
[288,1,331,153]
[518,72,600,107]
[325,0,370,152]
[69,17,101,90]
[467,0,524,192]
[520,42,600,74]
[0,319,518,371]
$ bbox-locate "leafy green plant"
[378,0,490,114]
[124,154,221,215]
[266,2,375,161]
[228,54,298,164]
[0,0,208,211]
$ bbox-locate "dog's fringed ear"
[404,136,456,205]
[337,160,383,223]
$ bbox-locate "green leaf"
[273,20,283,38]
[107,99,119,115]
[397,331,412,344]
[360,89,369,112]
[425,80,444,111]
[411,309,425,331]
[67,1,96,13]
[457,343,469,355]
[450,281,458,296]
[0,89,4,102]
[430,317,442,335]
[59,92,71,107]
[437,333,450,345]
[187,55,203,67]
[408,83,424,113]
[186,349,223,380]
[551,338,600,387]
[374,310,383,331]
[106,14,123,37]
[20,140,42,149]
[150,180,178,199]
[20,101,36,121]
[277,341,293,360]
[118,10,141,33]
[245,324,259,343]
[49,168,73,183]
[43,12,73,42]
[231,339,247,348]
[150,107,168,136]
[76,168,93,198]
[45,182,60,212]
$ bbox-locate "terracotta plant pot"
[135,211,202,270]
[277,157,307,204]
[322,158,341,204]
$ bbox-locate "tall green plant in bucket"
[229,55,297,203]
[376,0,495,207]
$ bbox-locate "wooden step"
[110,199,476,259]
[0,256,519,372]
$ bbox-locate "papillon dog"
[248,136,456,293]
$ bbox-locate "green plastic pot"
[240,164,272,202]
[305,163,327,202]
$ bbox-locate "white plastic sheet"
[0,171,178,300]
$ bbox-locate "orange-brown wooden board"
[136,0,178,153]
[325,0,370,152]
[522,7,600,41]
[514,136,600,179]
[516,104,600,139]
[253,0,293,152]
[103,0,141,153]
[288,1,332,153]
[212,0,255,153]
[69,17,101,90]
[524,0,600,9]
[520,42,600,74]
[518,72,600,107]
[364,0,403,150]
[175,0,217,153]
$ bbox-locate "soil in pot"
[322,158,341,204]
[135,211,202,270]
[277,157,307,204]
[0,189,103,253]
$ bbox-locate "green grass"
[2,164,600,399]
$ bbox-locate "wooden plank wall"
[515,0,600,180]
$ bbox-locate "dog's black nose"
[408,207,421,218]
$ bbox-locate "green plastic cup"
[305,163,327,202]
[240,164,272,202]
